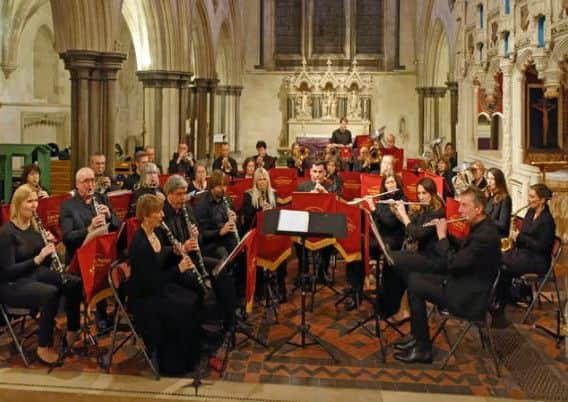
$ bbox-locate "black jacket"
[168,154,194,178]
[194,192,237,255]
[435,217,501,320]
[405,207,445,258]
[59,192,121,263]
[515,206,555,268]
[485,195,512,237]
[212,157,238,177]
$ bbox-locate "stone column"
[61,50,126,176]
[500,58,514,178]
[136,70,192,167]
[416,87,425,153]
[447,81,459,146]
[207,79,219,156]
[194,78,209,158]
[234,86,243,152]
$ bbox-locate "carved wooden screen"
[313,0,345,54]
[356,0,383,54]
[275,0,302,55]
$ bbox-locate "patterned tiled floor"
[1,259,567,401]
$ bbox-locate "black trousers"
[499,248,549,302]
[0,267,82,347]
[407,272,447,347]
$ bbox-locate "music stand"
[262,209,347,362]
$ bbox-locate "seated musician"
[470,160,487,191]
[330,117,352,148]
[128,194,203,375]
[295,161,335,283]
[238,157,256,179]
[251,140,276,170]
[325,158,343,196]
[499,184,555,304]
[380,155,395,176]
[144,145,163,174]
[90,153,119,195]
[395,186,500,363]
[188,162,208,194]
[21,164,49,199]
[435,158,455,199]
[383,133,399,150]
[484,167,511,237]
[443,142,457,170]
[212,142,238,178]
[241,168,287,302]
[353,146,373,173]
[127,163,165,218]
[385,177,445,318]
[158,174,237,331]
[287,142,310,177]
[0,185,82,364]
[123,151,149,191]
[168,143,194,178]
[59,167,121,332]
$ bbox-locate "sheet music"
[277,210,309,233]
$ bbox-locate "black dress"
[127,228,203,375]
[0,221,82,347]
[485,195,512,237]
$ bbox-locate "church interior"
[1,1,568,401]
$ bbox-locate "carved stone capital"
[136,70,192,88]
[194,78,210,92]
[499,58,514,77]
[542,67,563,98]
[61,50,126,81]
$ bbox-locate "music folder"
[262,209,348,239]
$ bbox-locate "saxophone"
[501,203,531,252]
[160,221,208,292]
[32,213,67,283]
[181,206,212,288]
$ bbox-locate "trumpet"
[422,217,468,227]
[32,213,67,283]
[160,221,208,292]
[221,157,232,174]
[292,146,310,168]
[222,196,240,243]
[501,203,530,252]
[181,206,212,289]
[369,145,381,163]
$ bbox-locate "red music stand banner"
[255,210,292,271]
[333,202,361,262]
[108,192,132,221]
[159,174,171,188]
[354,135,372,150]
[360,174,382,197]
[381,148,404,173]
[76,232,118,302]
[226,178,252,212]
[1,204,9,225]
[125,217,140,248]
[422,171,444,198]
[401,170,421,202]
[291,192,337,250]
[37,194,71,241]
[406,158,424,172]
[269,168,297,204]
[446,197,470,239]
[339,171,361,201]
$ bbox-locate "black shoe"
[394,337,416,351]
[394,345,433,364]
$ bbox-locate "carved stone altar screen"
[285,59,372,145]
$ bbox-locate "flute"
[375,200,430,205]
[422,217,468,227]
[347,189,400,205]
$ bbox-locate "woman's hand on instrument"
[262,201,272,211]
[35,243,56,265]
[183,239,199,253]
[178,255,194,273]
[364,196,376,211]
[45,231,56,243]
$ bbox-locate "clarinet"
[222,196,240,243]
[160,221,208,292]
[181,206,212,287]
[32,213,68,284]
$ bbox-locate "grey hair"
[139,162,160,188]
[75,167,94,184]
[164,174,188,195]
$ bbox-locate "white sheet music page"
[277,210,309,233]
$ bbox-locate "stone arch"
[215,23,232,85]
[121,0,152,70]
[33,24,60,102]
[192,0,215,78]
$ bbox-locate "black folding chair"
[521,236,563,324]
[430,269,502,376]
[103,260,159,379]
[0,304,37,367]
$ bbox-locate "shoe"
[36,347,61,366]
[393,337,416,351]
[394,345,433,364]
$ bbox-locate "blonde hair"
[10,184,38,229]
[136,194,164,222]
[247,168,276,209]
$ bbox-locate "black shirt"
[194,192,237,253]
[0,221,47,282]
[123,172,141,191]
[485,195,512,237]
[127,187,165,218]
[168,155,194,179]
[516,206,555,266]
[331,129,352,145]
[212,157,238,177]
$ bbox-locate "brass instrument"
[160,221,208,292]
[501,203,530,252]
[32,212,67,283]
[222,196,240,243]
[422,217,468,227]
[221,157,232,174]
[369,145,382,164]
[451,162,474,195]
[95,175,111,194]
[292,146,309,168]
[181,206,212,289]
